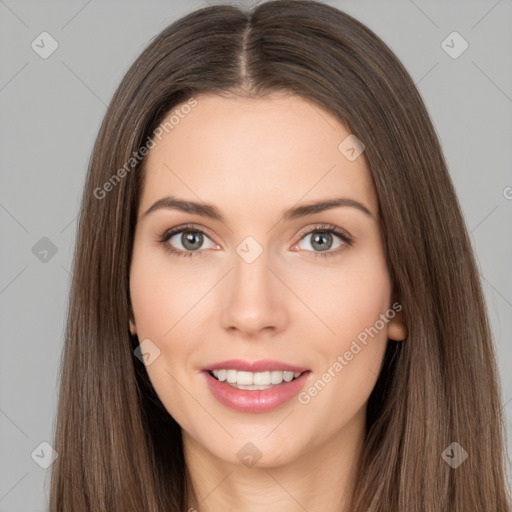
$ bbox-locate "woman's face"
[129,93,405,467]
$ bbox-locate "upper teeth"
[211,369,302,386]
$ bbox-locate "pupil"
[182,231,202,250]
[312,232,332,251]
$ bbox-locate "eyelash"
[158,223,354,259]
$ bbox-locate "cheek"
[129,241,207,340]
[291,245,392,417]
[292,244,392,348]
[129,247,203,428]
[334,266,391,342]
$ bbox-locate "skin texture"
[129,93,407,512]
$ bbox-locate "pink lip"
[202,370,312,413]
[201,359,310,373]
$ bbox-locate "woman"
[49,1,511,510]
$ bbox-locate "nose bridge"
[221,236,287,335]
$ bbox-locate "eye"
[159,224,217,258]
[293,223,353,258]
[159,223,353,259]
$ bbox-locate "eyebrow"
[143,195,373,221]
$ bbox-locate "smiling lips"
[202,359,312,412]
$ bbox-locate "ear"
[387,308,407,341]
[128,299,137,335]
[128,305,137,336]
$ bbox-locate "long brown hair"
[49,1,511,510]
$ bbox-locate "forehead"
[138,93,378,221]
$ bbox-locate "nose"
[220,247,289,339]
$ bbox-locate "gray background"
[1,0,511,510]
